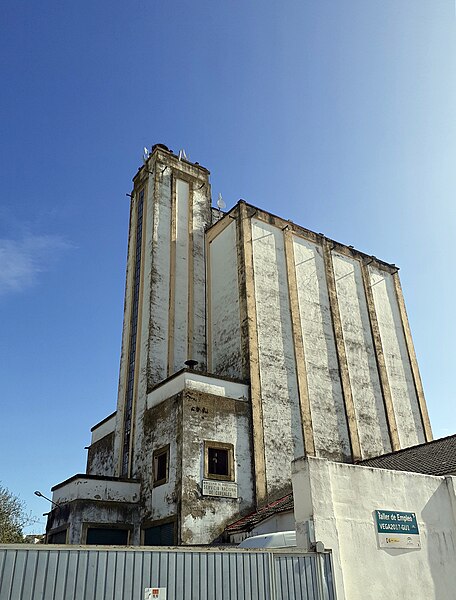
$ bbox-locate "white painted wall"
[91,414,116,444]
[209,221,242,378]
[293,236,351,461]
[293,456,456,600]
[332,252,391,457]
[191,184,210,369]
[369,266,425,447]
[142,399,179,523]
[148,169,172,384]
[52,477,140,504]
[147,372,249,409]
[180,393,254,545]
[172,179,190,373]
[251,219,303,494]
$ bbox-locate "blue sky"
[1,0,454,533]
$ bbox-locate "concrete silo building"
[46,144,432,545]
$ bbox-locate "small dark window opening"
[143,521,175,546]
[86,527,129,545]
[204,441,234,481]
[153,446,169,487]
[208,447,229,476]
[48,529,67,544]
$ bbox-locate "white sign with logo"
[145,588,166,600]
[375,510,421,549]
[202,480,238,498]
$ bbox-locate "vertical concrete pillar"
[167,173,177,376]
[237,202,267,505]
[283,227,315,457]
[323,240,361,461]
[360,262,400,451]
[187,181,195,362]
[392,272,432,442]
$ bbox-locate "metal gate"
[0,545,335,600]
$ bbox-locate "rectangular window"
[204,441,234,481]
[153,445,169,487]
[48,528,67,544]
[86,527,129,545]
[143,521,175,546]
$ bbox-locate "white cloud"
[0,234,72,295]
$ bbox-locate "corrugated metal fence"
[0,546,335,600]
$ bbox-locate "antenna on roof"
[143,147,150,163]
[178,149,188,161]
[217,193,226,211]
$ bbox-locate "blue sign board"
[375,510,421,549]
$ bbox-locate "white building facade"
[47,144,432,545]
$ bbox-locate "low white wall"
[147,372,249,409]
[91,413,116,444]
[292,456,456,600]
[52,477,140,504]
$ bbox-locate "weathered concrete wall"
[293,456,456,600]
[293,236,351,461]
[332,253,391,458]
[91,413,116,444]
[47,500,141,545]
[147,371,249,410]
[369,266,425,447]
[52,477,140,505]
[147,168,172,385]
[113,192,141,475]
[86,433,115,477]
[180,389,254,544]
[251,218,303,497]
[208,221,242,378]
[191,182,212,369]
[172,179,190,373]
[113,149,212,481]
[141,395,180,525]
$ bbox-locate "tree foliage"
[0,483,30,543]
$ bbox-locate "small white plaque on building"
[375,510,421,549]
[145,588,166,599]
[202,480,238,498]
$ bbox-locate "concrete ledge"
[52,475,140,505]
[147,371,249,410]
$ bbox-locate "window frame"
[82,522,132,545]
[204,440,235,482]
[153,444,170,487]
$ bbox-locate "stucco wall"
[293,236,351,461]
[252,218,303,495]
[293,456,456,600]
[147,168,172,385]
[172,179,190,373]
[191,183,211,369]
[86,433,115,477]
[208,221,242,378]
[180,389,254,544]
[369,266,425,447]
[332,252,391,457]
[141,396,180,524]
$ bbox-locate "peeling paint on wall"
[332,252,391,458]
[209,221,242,378]
[369,266,425,447]
[293,235,351,461]
[252,219,303,495]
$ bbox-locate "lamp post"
[34,490,60,511]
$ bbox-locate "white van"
[238,531,297,549]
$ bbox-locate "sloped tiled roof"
[225,493,294,534]
[224,435,456,535]
[359,434,456,476]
